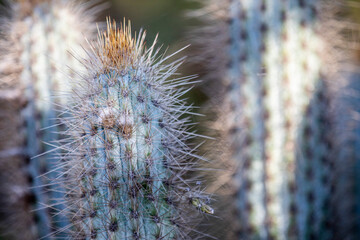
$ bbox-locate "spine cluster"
[59,20,211,239]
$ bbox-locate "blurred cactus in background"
[0,0,100,239]
[55,19,212,239]
[191,0,354,239]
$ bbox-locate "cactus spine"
[195,0,336,239]
[0,0,97,238]
[58,19,211,239]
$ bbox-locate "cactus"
[56,19,212,239]
[0,0,99,238]
[193,0,340,239]
[0,89,35,239]
[330,67,360,240]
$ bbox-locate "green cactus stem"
[57,19,212,239]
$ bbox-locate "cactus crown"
[98,19,139,69]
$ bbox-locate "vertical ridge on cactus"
[56,18,212,239]
[192,0,340,239]
[0,0,99,239]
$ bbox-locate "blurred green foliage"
[107,0,200,46]
[347,0,360,22]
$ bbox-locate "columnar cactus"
[194,0,337,239]
[0,89,35,239]
[0,0,98,238]
[331,71,360,240]
[57,19,212,239]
